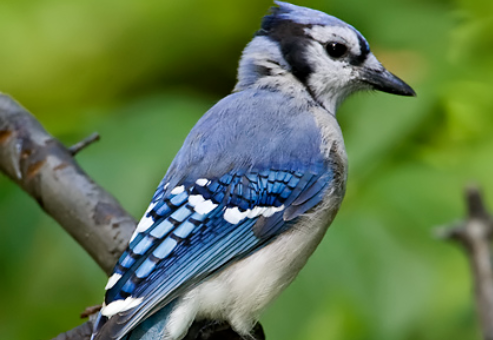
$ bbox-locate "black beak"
[361,68,416,97]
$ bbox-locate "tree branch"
[0,94,136,274]
[69,132,101,156]
[439,186,493,340]
[0,94,264,340]
[52,321,94,340]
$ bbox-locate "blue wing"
[92,161,334,340]
[91,88,344,340]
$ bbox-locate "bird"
[91,2,415,340]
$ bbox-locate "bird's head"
[235,1,415,114]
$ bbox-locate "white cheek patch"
[101,297,144,318]
[301,41,356,114]
[105,273,122,290]
[224,205,285,225]
[305,25,361,56]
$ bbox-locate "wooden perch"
[0,94,136,274]
[439,187,493,340]
[0,93,264,340]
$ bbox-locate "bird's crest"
[262,1,347,28]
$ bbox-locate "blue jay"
[91,2,415,339]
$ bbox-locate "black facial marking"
[257,18,314,84]
[254,65,273,77]
[280,38,313,84]
[349,34,370,66]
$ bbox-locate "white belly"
[161,189,344,339]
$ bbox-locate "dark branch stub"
[80,305,102,319]
[69,132,101,156]
[439,186,493,340]
[466,187,493,232]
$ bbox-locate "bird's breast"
[187,156,346,336]
[188,179,344,335]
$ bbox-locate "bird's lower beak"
[361,67,416,97]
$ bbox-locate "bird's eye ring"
[325,42,348,59]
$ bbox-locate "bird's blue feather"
[92,74,341,340]
[95,161,334,339]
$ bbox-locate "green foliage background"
[0,0,492,339]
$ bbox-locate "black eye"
[325,42,348,59]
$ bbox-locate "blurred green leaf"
[1,0,492,339]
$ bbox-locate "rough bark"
[0,94,136,275]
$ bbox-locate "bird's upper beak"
[359,53,416,97]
